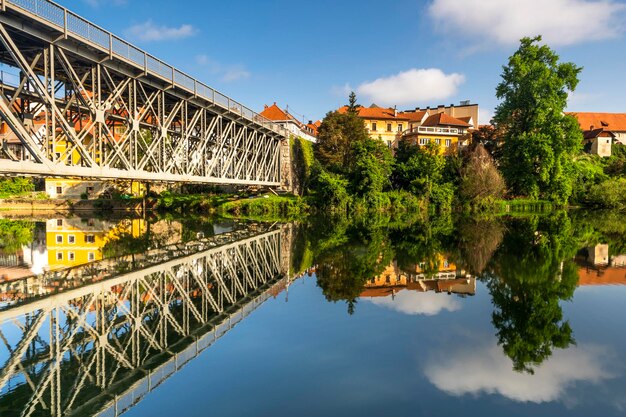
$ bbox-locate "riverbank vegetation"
[304,36,625,215]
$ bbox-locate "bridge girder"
[0,1,285,185]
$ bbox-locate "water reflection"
[0,210,625,416]
[0,217,291,417]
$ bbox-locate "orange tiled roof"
[306,121,320,136]
[578,266,626,286]
[568,112,626,132]
[338,106,410,121]
[422,113,471,128]
[399,110,428,122]
[260,103,292,122]
[583,128,614,140]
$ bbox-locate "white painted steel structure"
[0,0,287,185]
[0,226,287,417]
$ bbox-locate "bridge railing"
[3,0,289,138]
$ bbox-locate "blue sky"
[60,0,626,124]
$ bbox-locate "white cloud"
[362,290,462,316]
[425,341,616,403]
[222,67,251,82]
[356,68,465,106]
[429,0,626,47]
[195,54,250,83]
[125,20,196,42]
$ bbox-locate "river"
[0,210,625,416]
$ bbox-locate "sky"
[58,0,626,125]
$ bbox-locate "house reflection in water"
[577,244,626,286]
[361,255,475,299]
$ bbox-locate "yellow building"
[402,113,471,155]
[338,105,429,148]
[46,218,146,270]
[362,254,474,298]
[338,103,474,153]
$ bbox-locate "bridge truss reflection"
[0,225,289,417]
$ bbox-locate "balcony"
[402,126,463,136]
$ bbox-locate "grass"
[217,194,311,219]
[496,198,555,212]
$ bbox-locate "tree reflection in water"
[307,211,588,374]
[482,212,579,374]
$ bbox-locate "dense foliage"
[494,36,583,204]
[0,177,34,198]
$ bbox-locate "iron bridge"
[0,0,288,186]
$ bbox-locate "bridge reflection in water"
[0,225,291,417]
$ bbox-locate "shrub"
[311,166,351,210]
[0,177,34,198]
[459,144,506,204]
[584,178,626,209]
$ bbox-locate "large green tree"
[494,36,583,204]
[315,99,369,173]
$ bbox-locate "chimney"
[264,104,268,109]
[394,105,398,117]
[308,120,313,125]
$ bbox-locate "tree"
[315,110,369,174]
[484,213,578,373]
[392,140,453,209]
[494,36,583,204]
[459,144,506,204]
[349,138,393,197]
[470,125,504,161]
[347,91,359,115]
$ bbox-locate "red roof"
[338,106,409,121]
[400,110,428,122]
[583,128,614,140]
[578,266,626,286]
[260,103,292,122]
[568,112,626,132]
[421,113,470,128]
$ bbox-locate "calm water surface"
[0,211,625,416]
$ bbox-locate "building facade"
[260,103,318,143]
[337,101,477,153]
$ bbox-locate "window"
[56,235,63,244]
[387,141,393,149]
[443,260,450,268]
[86,186,94,194]
[85,235,95,244]
[435,138,441,145]
[419,138,429,145]
[56,186,62,195]
[445,139,452,147]
[68,252,75,261]
[88,252,96,262]
[56,252,63,261]
[56,219,63,227]
[371,122,377,131]
[398,124,403,132]
[68,235,75,244]
[387,123,392,132]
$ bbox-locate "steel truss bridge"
[0,225,292,417]
[0,0,288,186]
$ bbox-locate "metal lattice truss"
[0,229,285,417]
[0,0,285,185]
